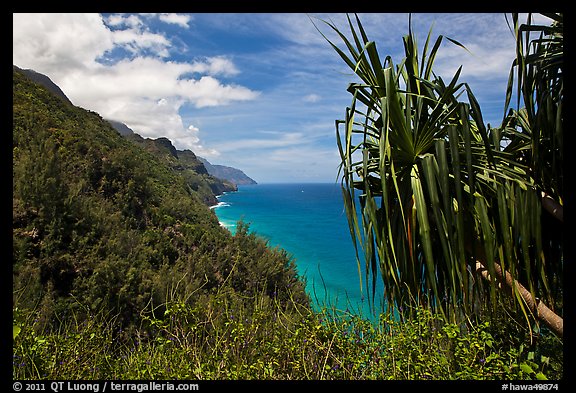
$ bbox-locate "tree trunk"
[475,260,563,338]
[541,191,563,222]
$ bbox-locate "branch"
[475,260,563,338]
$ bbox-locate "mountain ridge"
[13,65,73,105]
[12,65,255,192]
[198,156,257,186]
[124,132,237,205]
[106,119,256,187]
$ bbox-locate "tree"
[317,13,563,337]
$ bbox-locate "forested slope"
[12,66,309,330]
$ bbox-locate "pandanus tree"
[316,13,563,337]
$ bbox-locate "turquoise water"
[213,183,384,320]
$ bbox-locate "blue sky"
[13,13,550,183]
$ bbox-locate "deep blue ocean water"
[213,183,384,320]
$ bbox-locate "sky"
[12,13,551,183]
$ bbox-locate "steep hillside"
[107,119,135,136]
[12,67,309,330]
[199,156,257,185]
[107,119,238,203]
[125,134,237,206]
[13,65,73,105]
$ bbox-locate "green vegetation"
[125,134,237,206]
[13,66,307,353]
[12,12,563,380]
[320,13,563,338]
[13,298,562,380]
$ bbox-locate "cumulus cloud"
[185,124,219,157]
[188,56,240,77]
[13,13,114,73]
[111,28,172,58]
[158,13,192,28]
[105,14,143,28]
[106,13,192,29]
[100,13,173,58]
[181,76,259,107]
[12,13,259,154]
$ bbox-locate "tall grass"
[13,292,562,380]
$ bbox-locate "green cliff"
[12,66,308,332]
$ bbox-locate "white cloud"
[189,56,240,77]
[61,57,259,150]
[104,14,125,26]
[57,56,258,109]
[106,97,214,156]
[101,13,172,58]
[158,13,191,28]
[107,97,185,139]
[105,14,143,28]
[179,76,259,107]
[13,13,259,156]
[106,13,192,29]
[13,13,114,73]
[185,124,220,157]
[111,28,172,58]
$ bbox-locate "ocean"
[213,183,384,320]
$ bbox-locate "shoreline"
[209,201,229,210]
[209,189,234,210]
[209,193,233,229]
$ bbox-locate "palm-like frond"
[316,14,563,336]
[503,13,563,205]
